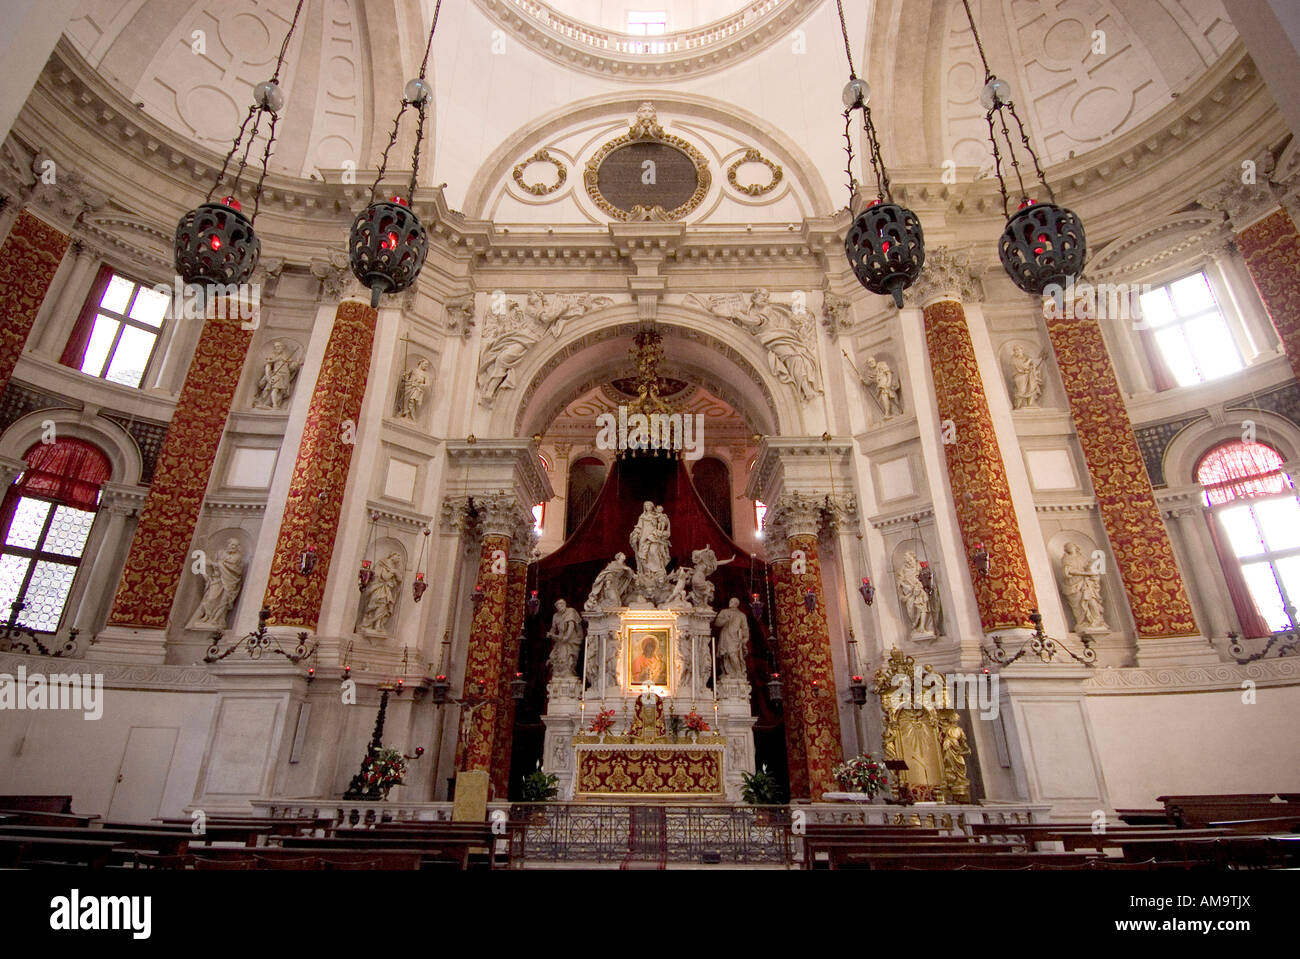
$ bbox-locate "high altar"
[539,507,757,801]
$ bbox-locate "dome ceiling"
[58,0,1239,213]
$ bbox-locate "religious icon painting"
[625,627,671,689]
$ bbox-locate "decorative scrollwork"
[512,149,568,196]
[204,606,316,664]
[981,609,1097,667]
[0,601,78,657]
[583,102,710,221]
[1227,629,1300,664]
[726,148,783,197]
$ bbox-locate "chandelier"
[347,0,443,308]
[836,0,925,308]
[173,1,305,290]
[960,0,1086,296]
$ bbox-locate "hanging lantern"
[858,577,876,607]
[972,543,991,578]
[804,587,817,612]
[961,3,1087,296]
[849,674,868,706]
[471,583,485,609]
[299,543,318,577]
[430,674,451,704]
[767,671,783,707]
[412,572,428,603]
[918,561,933,593]
[172,5,305,291]
[348,20,440,308]
[526,589,541,617]
[510,670,528,701]
[834,2,924,308]
[358,559,374,591]
[749,592,764,620]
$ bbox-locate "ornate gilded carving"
[871,649,971,803]
[726,148,783,197]
[512,148,567,196]
[583,103,711,221]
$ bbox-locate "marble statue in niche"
[394,357,432,420]
[695,288,822,403]
[714,597,750,678]
[546,599,584,679]
[476,292,614,406]
[359,551,404,633]
[1010,345,1045,409]
[190,538,244,629]
[896,551,936,636]
[1061,542,1110,633]
[251,339,302,410]
[861,355,903,417]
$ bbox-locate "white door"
[106,726,178,822]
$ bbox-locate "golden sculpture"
[871,648,973,803]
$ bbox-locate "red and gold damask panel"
[261,301,377,630]
[1045,309,1198,637]
[457,533,511,773]
[576,747,722,795]
[923,299,1037,630]
[1235,209,1300,382]
[783,534,844,801]
[108,303,253,628]
[768,558,809,799]
[490,560,529,794]
[0,211,70,395]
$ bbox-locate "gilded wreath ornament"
[726,148,783,197]
[512,149,568,196]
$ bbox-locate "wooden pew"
[0,836,122,869]
[795,825,964,870]
[335,822,510,868]
[0,809,101,828]
[0,795,73,814]
[0,824,191,857]
[188,847,423,871]
[278,831,500,870]
[826,847,1103,870]
[1157,795,1295,828]
[156,815,334,839]
[1116,808,1170,826]
[105,820,270,847]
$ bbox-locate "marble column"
[1235,209,1300,382]
[95,298,254,662]
[766,549,809,800]
[768,494,844,801]
[456,496,526,776]
[260,301,377,631]
[490,525,531,797]
[922,297,1039,631]
[1042,296,1202,656]
[0,209,69,394]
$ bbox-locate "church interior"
[0,0,1299,874]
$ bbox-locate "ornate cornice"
[1085,657,1300,694]
[0,651,219,690]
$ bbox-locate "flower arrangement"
[588,709,616,734]
[832,753,889,798]
[683,710,711,733]
[519,762,559,802]
[344,745,422,800]
[740,765,786,805]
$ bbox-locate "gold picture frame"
[624,626,673,691]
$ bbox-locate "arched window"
[691,456,733,536]
[0,438,111,632]
[1197,440,1299,635]
[565,457,606,538]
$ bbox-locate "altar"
[538,502,757,801]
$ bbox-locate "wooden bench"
[334,822,509,867]
[0,796,74,814]
[278,833,499,870]
[183,847,423,871]
[0,824,192,857]
[106,820,271,847]
[0,809,101,828]
[826,848,1104,870]
[1116,808,1170,826]
[1157,795,1296,828]
[156,816,334,839]
[0,835,122,869]
[1117,834,1300,869]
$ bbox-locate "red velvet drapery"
[59,263,114,370]
[17,438,112,511]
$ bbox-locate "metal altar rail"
[507,803,792,865]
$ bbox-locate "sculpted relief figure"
[394,358,432,420]
[714,597,750,679]
[359,552,404,633]
[1010,345,1045,409]
[546,599,584,679]
[476,292,614,406]
[896,551,935,636]
[862,355,903,417]
[696,289,822,403]
[1061,542,1110,632]
[191,538,244,628]
[584,553,635,610]
[252,339,301,410]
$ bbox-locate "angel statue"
[689,545,735,610]
[695,289,821,402]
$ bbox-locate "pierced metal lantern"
[767,671,783,706]
[358,559,374,591]
[844,202,926,308]
[918,561,933,593]
[526,590,541,617]
[412,573,428,603]
[299,544,319,577]
[510,669,528,701]
[803,587,818,612]
[998,201,1086,296]
[174,198,261,287]
[849,676,869,706]
[348,198,429,308]
[858,577,876,607]
[749,592,764,621]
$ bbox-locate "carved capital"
[445,292,476,338]
[474,494,530,539]
[26,152,107,222]
[903,246,981,308]
[766,491,827,541]
[1198,153,1285,231]
[310,252,365,302]
[821,288,853,332]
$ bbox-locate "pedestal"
[86,625,168,664]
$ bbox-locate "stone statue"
[1010,345,1045,409]
[665,566,692,607]
[896,551,935,635]
[476,292,613,406]
[359,551,404,632]
[940,721,971,797]
[251,339,301,410]
[1061,542,1110,632]
[629,501,672,583]
[676,631,696,694]
[191,538,244,628]
[584,553,635,610]
[394,357,432,420]
[697,289,822,403]
[546,599,583,679]
[689,546,735,609]
[714,597,750,678]
[863,355,903,417]
[444,292,476,338]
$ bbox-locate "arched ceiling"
[58,0,1238,214]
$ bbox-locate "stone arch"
[1163,413,1300,490]
[0,409,144,488]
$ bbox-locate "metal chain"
[835,0,857,78]
[960,0,993,80]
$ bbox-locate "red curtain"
[1196,441,1287,506]
[59,263,114,370]
[16,438,112,512]
[1137,327,1178,392]
[1204,512,1271,638]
